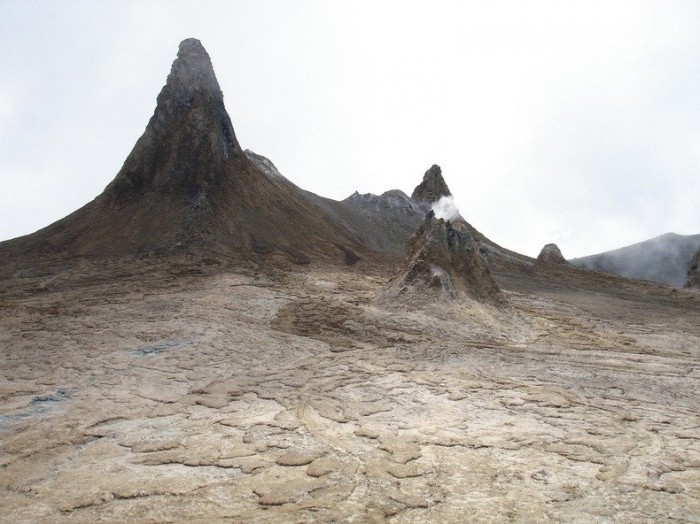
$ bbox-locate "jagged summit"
[379,211,503,306]
[167,38,227,100]
[106,38,241,204]
[537,243,567,265]
[0,39,531,271]
[411,165,451,202]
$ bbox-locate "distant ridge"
[570,233,700,287]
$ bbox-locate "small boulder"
[537,243,567,265]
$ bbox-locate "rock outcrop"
[381,211,502,305]
[685,247,700,288]
[537,244,567,265]
[106,38,242,204]
[0,39,534,273]
[411,165,451,202]
[0,38,375,265]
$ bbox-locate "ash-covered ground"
[1,257,698,522]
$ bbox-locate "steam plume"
[431,195,461,221]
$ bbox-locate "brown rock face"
[537,244,567,265]
[107,38,242,204]
[686,248,700,288]
[0,38,371,264]
[382,211,502,304]
[411,165,451,202]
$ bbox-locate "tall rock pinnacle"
[161,38,227,106]
[0,37,375,262]
[411,165,451,202]
[106,38,242,204]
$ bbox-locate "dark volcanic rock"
[107,38,242,204]
[686,248,700,288]
[0,38,533,273]
[537,244,567,265]
[381,211,503,305]
[342,190,428,254]
[344,190,426,223]
[0,38,375,265]
[343,167,532,271]
[411,165,451,202]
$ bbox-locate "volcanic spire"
[106,38,242,204]
[411,165,451,202]
[0,38,380,262]
[379,211,503,305]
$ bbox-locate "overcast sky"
[1,1,698,258]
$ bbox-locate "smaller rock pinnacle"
[411,165,452,202]
[537,243,567,265]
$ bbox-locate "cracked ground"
[1,258,699,522]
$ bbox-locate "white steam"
[431,195,461,221]
[430,264,447,279]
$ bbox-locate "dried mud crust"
[272,296,423,350]
[0,263,699,522]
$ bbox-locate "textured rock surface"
[2,36,699,522]
[0,40,383,266]
[106,38,242,204]
[0,41,532,273]
[0,257,698,522]
[411,165,451,202]
[381,211,503,305]
[537,243,567,265]
[686,247,700,288]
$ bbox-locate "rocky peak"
[537,243,567,265]
[686,247,700,288]
[106,38,242,204]
[160,38,225,104]
[381,211,502,304]
[411,165,451,202]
